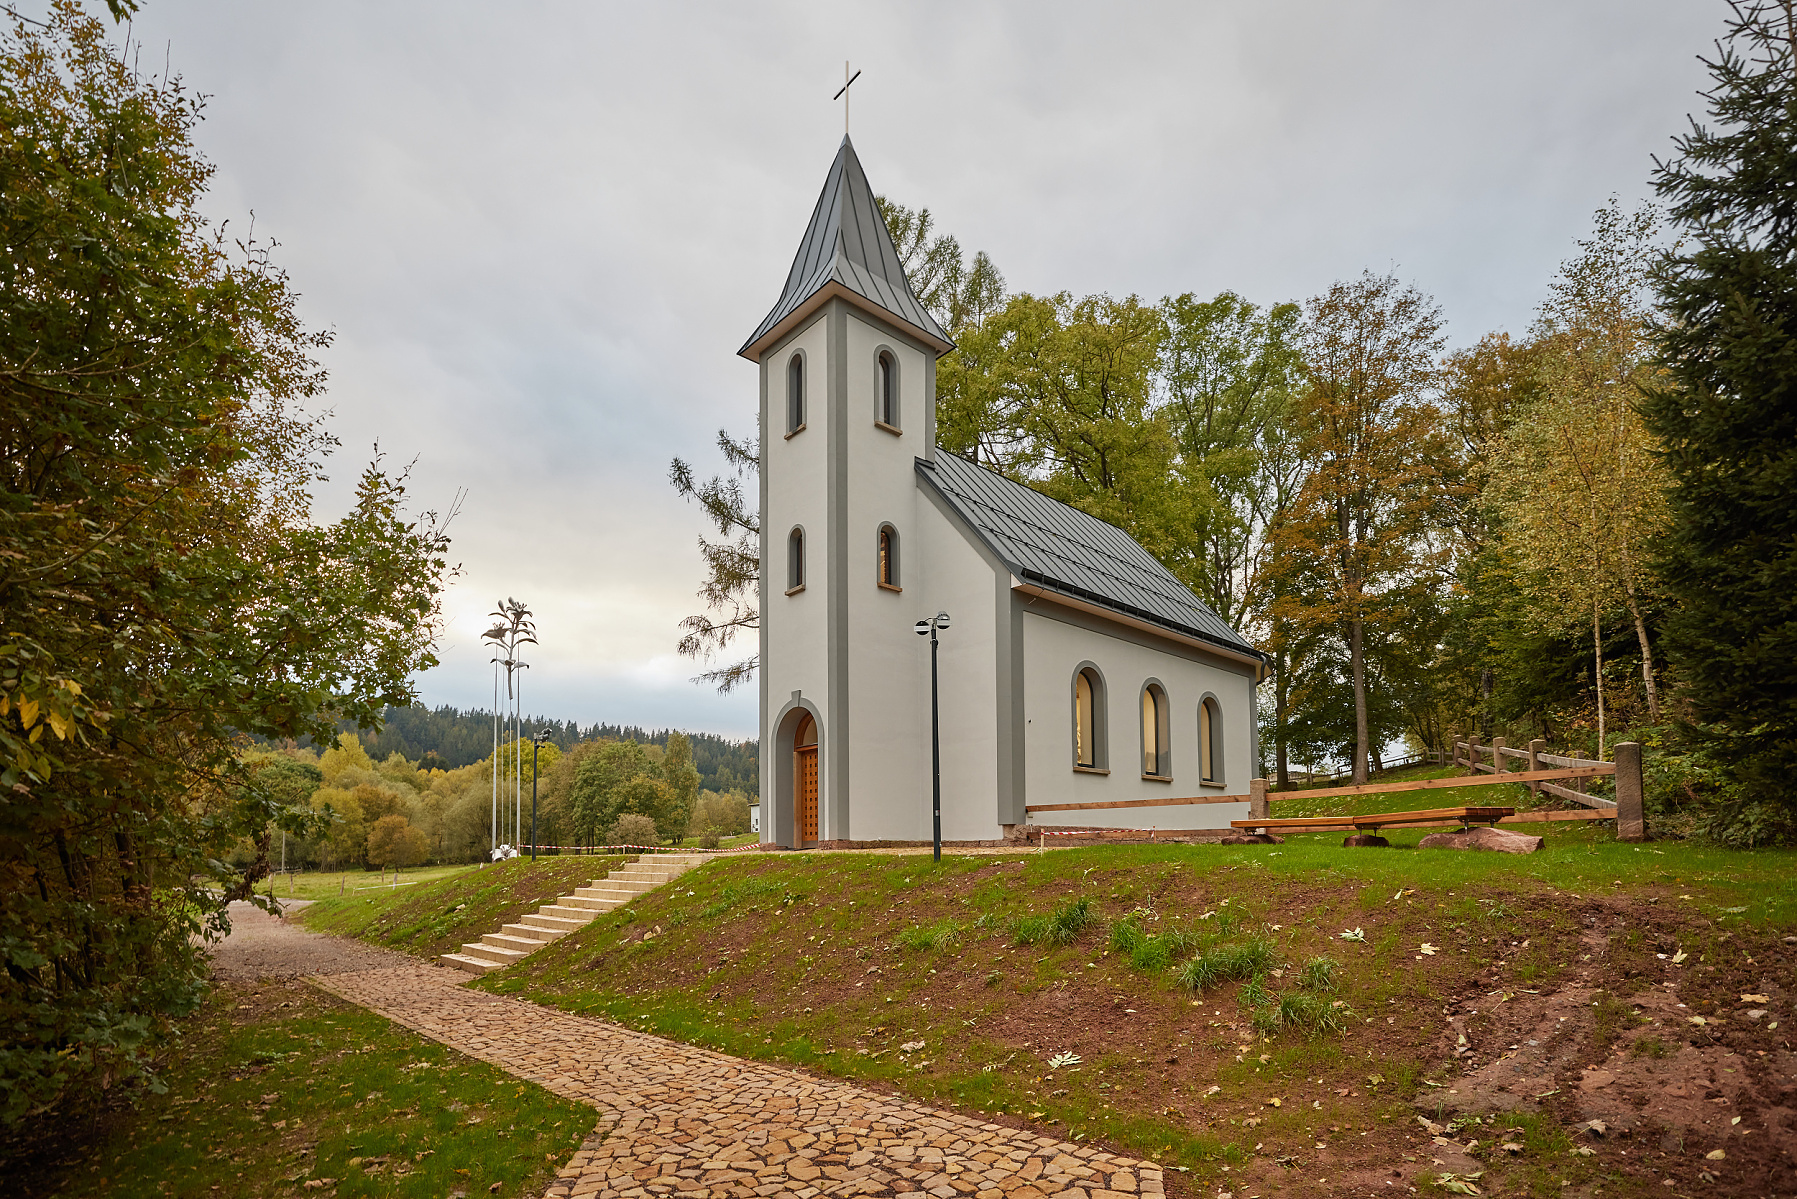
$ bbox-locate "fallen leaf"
[1671,949,1688,964]
[1689,1016,1709,1026]
[1706,1149,1726,1161]
[1741,994,1771,1003]
[1419,943,1439,956]
[1499,1142,1523,1154]
[1266,1097,1283,1107]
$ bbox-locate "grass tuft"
[1014,897,1095,947]
[1177,933,1276,993]
[897,919,963,953]
[1296,956,1341,993]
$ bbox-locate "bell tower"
[740,137,953,848]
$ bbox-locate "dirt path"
[221,903,1164,1199]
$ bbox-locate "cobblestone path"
[316,964,1163,1199]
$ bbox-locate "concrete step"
[557,894,624,912]
[440,952,497,975]
[573,889,637,907]
[591,877,657,894]
[481,931,544,954]
[504,921,563,942]
[575,883,647,900]
[526,908,592,929]
[607,872,679,887]
[461,940,529,965]
[540,902,606,920]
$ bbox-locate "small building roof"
[917,451,1261,658]
[740,137,953,361]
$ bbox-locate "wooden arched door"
[793,713,819,844]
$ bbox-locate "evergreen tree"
[1644,1,1797,841]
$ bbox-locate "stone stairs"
[440,852,709,976]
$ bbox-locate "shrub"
[607,813,659,846]
[697,829,721,850]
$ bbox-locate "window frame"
[1071,663,1109,773]
[786,352,806,437]
[1140,679,1172,780]
[786,526,806,594]
[877,523,901,591]
[873,347,902,434]
[1198,693,1224,786]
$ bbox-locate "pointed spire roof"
[739,136,953,361]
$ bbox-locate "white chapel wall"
[840,312,935,840]
[1020,609,1255,832]
[760,316,831,841]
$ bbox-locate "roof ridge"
[919,449,1259,656]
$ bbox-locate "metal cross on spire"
[834,61,861,136]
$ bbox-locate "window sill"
[1072,764,1110,776]
[785,584,806,596]
[874,420,903,436]
[1142,773,1174,784]
[784,423,807,441]
[877,581,902,593]
[1198,779,1226,789]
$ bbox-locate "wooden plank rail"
[1268,765,1611,802]
[1026,792,1250,814]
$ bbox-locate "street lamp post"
[530,729,552,863]
[914,611,951,862]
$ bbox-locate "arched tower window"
[1141,681,1170,777]
[787,354,805,433]
[877,524,900,589]
[787,527,805,592]
[1072,665,1108,770]
[877,352,898,428]
[1200,696,1223,784]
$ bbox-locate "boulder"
[1342,833,1389,847]
[1418,826,1544,854]
[1220,833,1285,845]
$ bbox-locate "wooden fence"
[1021,741,1647,842]
[1449,734,1616,811]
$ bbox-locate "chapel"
[743,137,1265,848]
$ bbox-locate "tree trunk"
[1592,593,1606,760]
[1350,615,1369,785]
[1274,649,1291,788]
[1623,578,1660,724]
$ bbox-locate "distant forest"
[296,704,758,796]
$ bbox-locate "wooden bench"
[1232,805,1516,837]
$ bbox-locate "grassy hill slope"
[469,835,1796,1199]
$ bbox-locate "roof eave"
[739,279,955,362]
[1013,580,1268,676]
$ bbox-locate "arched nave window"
[1199,695,1223,785]
[1072,665,1108,771]
[1141,681,1170,778]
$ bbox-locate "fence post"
[1249,777,1269,823]
[1528,738,1545,799]
[1467,732,1481,777]
[1614,742,1646,842]
[1448,728,1459,769]
[1490,736,1506,778]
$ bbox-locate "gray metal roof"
[917,451,1260,657]
[740,136,952,359]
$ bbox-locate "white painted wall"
[1020,608,1255,831]
[759,314,830,843]
[907,494,1001,841]
[842,311,935,840]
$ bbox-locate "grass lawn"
[298,854,627,959]
[256,862,480,904]
[16,977,593,1199]
[469,829,1796,1198]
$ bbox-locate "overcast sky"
[85,1,1721,741]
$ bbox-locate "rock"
[1221,834,1284,844]
[1418,826,1544,854]
[1343,834,1390,847]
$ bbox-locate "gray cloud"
[82,0,1719,739]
